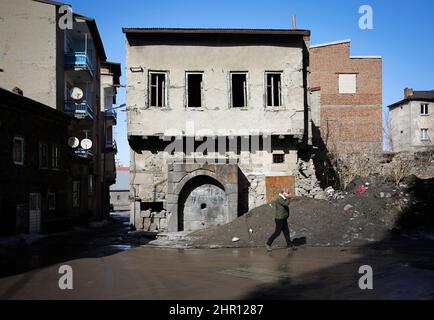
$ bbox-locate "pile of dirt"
[191,175,432,248]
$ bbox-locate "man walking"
[265,188,294,252]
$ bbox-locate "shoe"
[265,243,272,252]
[288,246,297,253]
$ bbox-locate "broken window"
[149,72,167,107]
[266,73,282,107]
[186,73,203,108]
[231,72,248,108]
[273,153,285,164]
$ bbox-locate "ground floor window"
[47,191,56,211]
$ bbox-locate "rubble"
[191,175,434,248]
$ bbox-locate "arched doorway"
[178,175,228,231]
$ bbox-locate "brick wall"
[310,41,383,153]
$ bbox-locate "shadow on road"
[0,212,155,279]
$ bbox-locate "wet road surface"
[0,213,434,300]
[1,244,434,299]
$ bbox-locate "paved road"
[1,243,434,300]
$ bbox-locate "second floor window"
[52,145,60,170]
[266,72,282,107]
[13,137,24,166]
[421,103,429,115]
[186,72,203,108]
[39,142,49,169]
[231,72,248,108]
[149,72,167,107]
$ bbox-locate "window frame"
[13,136,25,166]
[72,180,80,208]
[47,191,56,211]
[229,71,249,109]
[185,71,204,109]
[265,71,283,108]
[421,103,429,116]
[421,128,429,141]
[39,142,49,169]
[272,153,285,164]
[148,70,169,108]
[51,144,60,170]
[338,73,357,94]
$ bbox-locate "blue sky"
[66,0,434,166]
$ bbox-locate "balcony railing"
[104,109,117,119]
[72,148,93,158]
[65,100,94,120]
[105,140,117,152]
[65,52,94,77]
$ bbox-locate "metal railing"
[65,52,94,76]
[64,100,94,120]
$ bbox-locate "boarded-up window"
[338,74,357,94]
[265,176,295,203]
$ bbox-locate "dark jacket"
[275,195,290,220]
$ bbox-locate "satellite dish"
[68,137,80,148]
[81,138,93,150]
[70,87,84,101]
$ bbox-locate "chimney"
[12,87,23,96]
[292,15,297,30]
[404,87,414,99]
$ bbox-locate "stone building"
[0,0,120,222]
[388,88,434,152]
[310,39,383,153]
[124,27,318,232]
[110,166,130,212]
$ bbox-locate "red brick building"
[310,39,383,153]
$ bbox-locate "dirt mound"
[192,175,424,248]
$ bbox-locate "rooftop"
[122,27,311,36]
[388,90,434,109]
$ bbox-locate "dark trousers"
[267,218,292,247]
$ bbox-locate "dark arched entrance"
[178,175,228,231]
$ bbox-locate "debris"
[356,186,367,194]
[344,204,354,212]
[232,237,240,243]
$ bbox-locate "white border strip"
[310,39,351,48]
[350,56,382,59]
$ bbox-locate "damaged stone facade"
[124,28,317,232]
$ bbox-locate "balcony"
[105,140,117,153]
[65,100,94,120]
[65,52,94,77]
[72,148,93,159]
[104,109,117,119]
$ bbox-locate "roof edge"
[350,55,382,59]
[122,27,310,36]
[310,39,351,49]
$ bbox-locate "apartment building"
[124,28,313,232]
[388,88,434,152]
[0,0,120,231]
